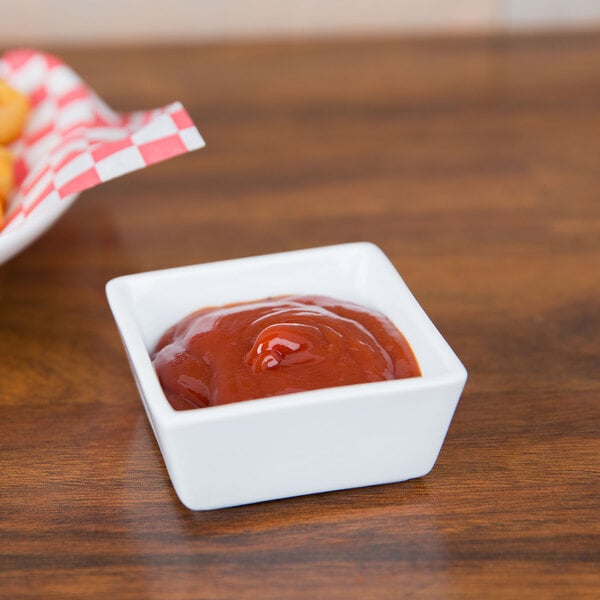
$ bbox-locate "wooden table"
[1,32,598,598]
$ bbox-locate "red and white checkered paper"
[0,49,205,233]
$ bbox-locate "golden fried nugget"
[0,80,28,227]
[0,79,29,145]
[0,146,14,226]
[0,146,12,194]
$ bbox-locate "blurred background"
[2,0,600,45]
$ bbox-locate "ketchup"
[151,295,420,410]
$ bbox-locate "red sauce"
[151,295,420,410]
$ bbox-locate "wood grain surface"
[1,32,599,599]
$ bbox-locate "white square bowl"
[106,242,467,510]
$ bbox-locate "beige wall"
[1,0,599,45]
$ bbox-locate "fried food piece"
[0,146,13,227]
[0,80,28,227]
[0,79,29,145]
[0,146,12,196]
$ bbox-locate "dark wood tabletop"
[1,31,599,599]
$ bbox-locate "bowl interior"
[108,243,462,387]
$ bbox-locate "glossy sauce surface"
[152,295,421,410]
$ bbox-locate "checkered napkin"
[0,49,205,232]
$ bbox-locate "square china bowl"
[106,242,467,510]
